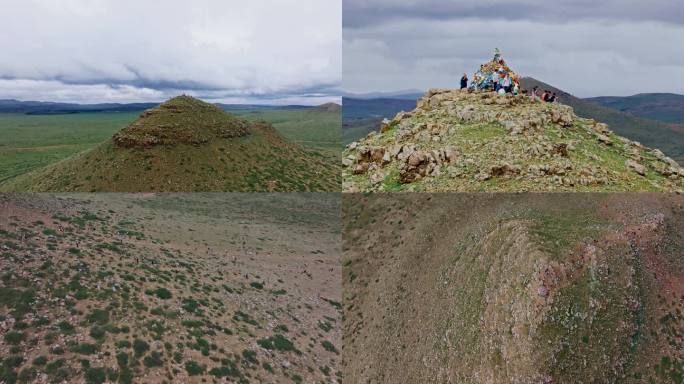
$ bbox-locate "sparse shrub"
[181,298,200,313]
[105,367,119,382]
[4,331,25,345]
[84,367,106,384]
[70,343,99,355]
[257,334,297,353]
[86,309,109,325]
[57,320,74,334]
[209,360,240,378]
[321,340,338,354]
[90,325,106,340]
[143,351,163,367]
[145,320,165,340]
[318,321,333,332]
[18,366,37,382]
[115,340,131,349]
[32,317,50,327]
[250,282,264,289]
[184,361,205,376]
[32,356,48,366]
[152,288,172,300]
[13,321,28,330]
[133,339,149,356]
[116,352,129,368]
[118,368,133,384]
[241,349,258,364]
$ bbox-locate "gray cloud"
[0,0,341,104]
[343,0,684,97]
[344,0,684,28]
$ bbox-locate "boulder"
[552,143,569,157]
[597,134,613,146]
[370,147,385,163]
[353,163,369,175]
[626,160,646,176]
[400,150,433,183]
[549,107,574,127]
[490,163,521,177]
[417,98,430,111]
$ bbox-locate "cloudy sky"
[343,0,684,97]
[0,0,340,105]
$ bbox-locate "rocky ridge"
[342,89,684,192]
[112,95,250,148]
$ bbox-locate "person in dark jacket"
[460,73,468,89]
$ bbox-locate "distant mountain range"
[340,90,424,100]
[519,78,684,164]
[0,99,317,115]
[585,93,684,124]
[342,81,684,163]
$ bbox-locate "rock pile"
[342,89,684,192]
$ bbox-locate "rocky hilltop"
[112,95,250,147]
[342,89,684,192]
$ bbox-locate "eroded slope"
[342,193,684,383]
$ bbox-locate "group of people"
[531,86,558,103]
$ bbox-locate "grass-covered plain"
[0,112,138,183]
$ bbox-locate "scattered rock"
[490,163,521,177]
[597,134,613,146]
[626,160,646,176]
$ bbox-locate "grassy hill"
[0,97,340,192]
[520,78,684,164]
[585,93,684,124]
[343,193,684,383]
[0,193,341,383]
[343,89,684,192]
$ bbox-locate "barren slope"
[0,193,341,383]
[343,193,684,383]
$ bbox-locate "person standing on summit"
[460,73,468,89]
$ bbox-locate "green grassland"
[233,109,341,152]
[0,107,341,185]
[0,112,138,183]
